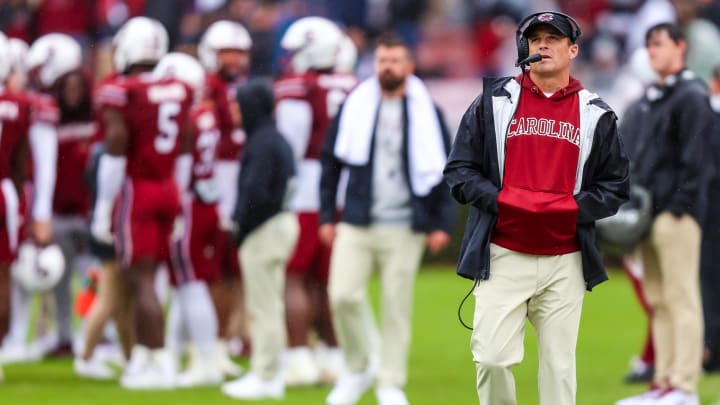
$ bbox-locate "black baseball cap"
[523,12,578,43]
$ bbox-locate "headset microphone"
[516,53,542,67]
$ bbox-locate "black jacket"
[232,80,295,245]
[319,97,456,234]
[620,69,714,223]
[444,77,629,291]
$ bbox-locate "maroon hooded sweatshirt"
[491,74,583,255]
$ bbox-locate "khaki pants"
[473,244,585,405]
[328,223,426,388]
[240,212,299,379]
[640,212,703,393]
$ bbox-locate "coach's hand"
[427,231,450,254]
[319,223,336,247]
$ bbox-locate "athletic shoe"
[217,341,243,378]
[30,333,58,357]
[616,389,663,405]
[94,343,126,368]
[284,346,321,386]
[654,389,700,405]
[316,345,346,385]
[326,368,375,405]
[176,356,223,387]
[74,356,115,380]
[120,346,175,390]
[123,345,150,377]
[623,357,654,384]
[376,387,410,405]
[221,372,284,400]
[120,364,174,390]
[0,343,41,364]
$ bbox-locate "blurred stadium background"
[3,0,720,403]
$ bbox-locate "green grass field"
[1,266,719,405]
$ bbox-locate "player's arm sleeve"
[29,122,58,221]
[275,99,313,162]
[94,154,127,219]
[93,106,128,223]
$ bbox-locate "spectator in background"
[35,0,94,43]
[320,36,454,405]
[326,0,366,30]
[144,0,184,50]
[624,0,675,58]
[387,0,430,48]
[615,23,713,405]
[700,64,720,373]
[673,0,720,83]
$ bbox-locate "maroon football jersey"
[95,74,193,181]
[0,92,32,182]
[1,91,59,182]
[274,71,357,159]
[205,73,245,161]
[54,119,98,215]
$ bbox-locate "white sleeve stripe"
[275,99,313,162]
[29,122,58,220]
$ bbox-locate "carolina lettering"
[507,116,580,146]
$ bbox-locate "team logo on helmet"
[538,13,554,22]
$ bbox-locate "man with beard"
[319,36,455,405]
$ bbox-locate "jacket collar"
[645,68,695,102]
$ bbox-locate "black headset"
[515,11,583,67]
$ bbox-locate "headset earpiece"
[516,35,529,67]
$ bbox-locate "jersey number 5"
[155,101,181,154]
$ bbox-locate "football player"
[25,33,90,358]
[198,20,252,376]
[91,16,193,390]
[154,52,225,387]
[0,32,59,381]
[274,17,356,386]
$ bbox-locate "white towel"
[333,75,446,197]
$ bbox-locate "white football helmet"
[281,16,343,73]
[26,33,82,89]
[113,16,169,73]
[153,52,206,102]
[335,35,358,73]
[11,243,66,293]
[198,20,252,73]
[0,32,11,83]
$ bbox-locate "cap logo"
[538,13,554,22]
